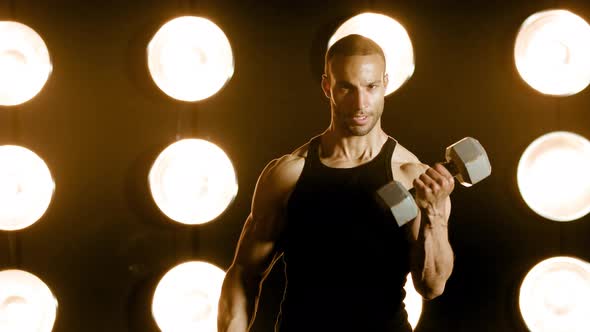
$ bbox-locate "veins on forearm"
[413,212,453,280]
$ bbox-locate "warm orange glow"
[328,12,414,96]
[148,16,234,102]
[152,261,225,332]
[517,132,590,221]
[520,257,590,332]
[0,269,57,332]
[515,10,590,96]
[0,21,52,106]
[149,139,238,225]
[404,274,423,329]
[0,145,55,231]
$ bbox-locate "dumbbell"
[376,137,491,227]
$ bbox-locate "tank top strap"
[304,135,322,169]
[304,135,397,178]
[378,137,397,182]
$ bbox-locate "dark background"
[0,0,589,331]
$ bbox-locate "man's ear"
[383,73,389,90]
[321,74,331,99]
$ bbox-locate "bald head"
[324,34,386,75]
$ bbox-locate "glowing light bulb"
[517,132,590,221]
[0,145,55,231]
[152,261,225,332]
[520,257,590,332]
[0,269,57,332]
[403,274,423,330]
[0,21,52,106]
[149,139,238,225]
[328,12,414,96]
[148,16,234,101]
[515,10,590,96]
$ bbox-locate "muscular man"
[218,34,455,332]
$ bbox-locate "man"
[218,34,455,332]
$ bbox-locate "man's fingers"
[433,162,453,180]
[414,178,430,193]
[418,169,440,191]
[427,164,455,191]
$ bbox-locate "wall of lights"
[514,9,590,332]
[1,3,590,332]
[0,19,57,332]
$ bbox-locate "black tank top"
[276,135,412,332]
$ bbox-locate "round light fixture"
[149,139,238,225]
[0,145,55,231]
[328,12,414,96]
[0,21,52,106]
[0,269,58,332]
[152,261,225,332]
[517,132,590,221]
[515,9,590,96]
[520,256,590,332]
[147,16,234,102]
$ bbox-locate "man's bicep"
[232,163,287,277]
[231,153,302,276]
[232,213,282,277]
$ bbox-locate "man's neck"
[320,127,388,162]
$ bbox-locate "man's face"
[322,54,388,137]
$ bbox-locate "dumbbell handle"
[379,137,491,227]
[377,160,456,227]
[441,160,459,177]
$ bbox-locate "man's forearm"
[410,209,454,299]
[218,267,261,332]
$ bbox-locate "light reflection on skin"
[322,54,388,138]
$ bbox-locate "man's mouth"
[351,114,369,125]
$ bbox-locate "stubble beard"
[334,107,382,137]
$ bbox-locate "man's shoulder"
[392,140,420,164]
[269,153,305,177]
[259,141,309,187]
[391,140,429,185]
[276,139,310,169]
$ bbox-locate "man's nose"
[353,89,368,110]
